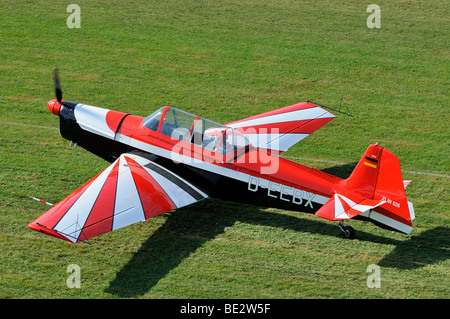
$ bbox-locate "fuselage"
[52,99,340,215]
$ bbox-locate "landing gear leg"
[338,221,355,239]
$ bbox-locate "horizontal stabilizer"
[316,193,385,221]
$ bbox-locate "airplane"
[28,70,415,243]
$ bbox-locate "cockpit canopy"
[143,106,250,154]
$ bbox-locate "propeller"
[53,68,63,104]
[47,68,66,116]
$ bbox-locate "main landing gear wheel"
[338,221,355,239]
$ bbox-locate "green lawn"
[0,0,448,299]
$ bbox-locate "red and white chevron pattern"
[29,153,207,243]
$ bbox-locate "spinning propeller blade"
[53,68,63,104]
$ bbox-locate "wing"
[226,102,335,153]
[28,152,208,243]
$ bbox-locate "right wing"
[28,152,208,243]
[226,102,336,153]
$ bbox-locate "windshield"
[142,107,165,131]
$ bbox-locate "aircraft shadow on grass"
[104,163,450,297]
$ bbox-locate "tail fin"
[316,144,415,234]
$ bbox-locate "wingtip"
[28,222,74,243]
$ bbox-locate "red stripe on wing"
[235,117,335,134]
[77,160,120,242]
[125,156,177,219]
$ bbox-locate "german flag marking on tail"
[364,156,378,168]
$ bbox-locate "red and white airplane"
[28,70,415,243]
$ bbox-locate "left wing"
[28,152,208,243]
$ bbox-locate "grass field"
[0,0,448,299]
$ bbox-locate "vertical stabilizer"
[316,144,415,234]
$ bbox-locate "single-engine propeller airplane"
[28,69,415,243]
